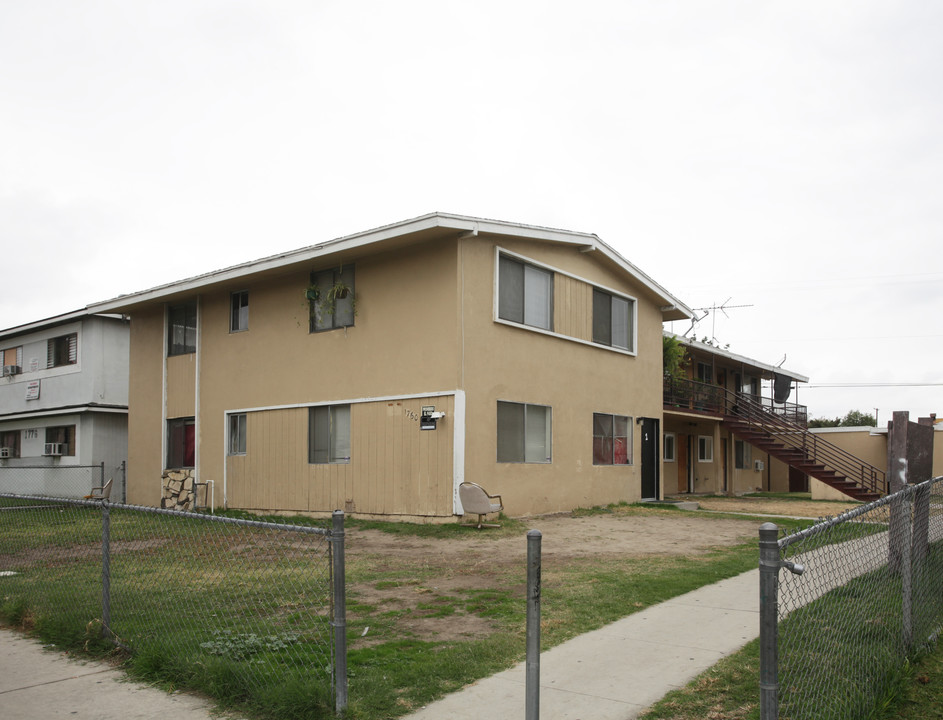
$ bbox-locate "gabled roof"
[88,212,693,321]
[666,332,809,383]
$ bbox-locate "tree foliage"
[807,409,877,428]
[663,335,689,381]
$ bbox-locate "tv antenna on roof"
[683,297,754,345]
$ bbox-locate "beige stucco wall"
[767,458,792,494]
[660,419,774,497]
[459,236,666,514]
[127,307,167,506]
[192,240,462,515]
[810,427,943,501]
[125,231,673,518]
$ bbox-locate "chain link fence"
[0,493,346,716]
[760,476,943,720]
[0,463,126,502]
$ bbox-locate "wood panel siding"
[165,354,196,418]
[553,274,593,342]
[226,395,454,517]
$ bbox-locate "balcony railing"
[663,377,808,427]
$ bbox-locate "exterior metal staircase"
[664,378,886,501]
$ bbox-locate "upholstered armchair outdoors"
[459,482,503,529]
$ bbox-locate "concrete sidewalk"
[0,632,245,720]
[405,568,760,720]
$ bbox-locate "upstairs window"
[47,334,77,368]
[167,417,195,468]
[2,346,23,373]
[168,302,197,356]
[741,375,759,397]
[498,255,553,331]
[230,291,249,333]
[593,413,631,465]
[592,289,633,351]
[497,401,552,463]
[697,362,712,384]
[309,266,355,332]
[308,405,351,463]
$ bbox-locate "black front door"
[640,417,660,499]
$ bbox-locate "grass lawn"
[1,496,842,720]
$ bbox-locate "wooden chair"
[459,482,503,529]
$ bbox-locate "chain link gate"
[760,476,943,720]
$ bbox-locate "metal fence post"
[526,529,542,720]
[120,461,127,503]
[759,522,780,720]
[913,481,930,565]
[101,499,111,638]
[331,510,347,714]
[901,489,914,650]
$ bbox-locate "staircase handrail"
[722,388,887,496]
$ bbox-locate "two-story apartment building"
[662,333,890,503]
[0,311,129,498]
[89,213,693,519]
[663,334,811,496]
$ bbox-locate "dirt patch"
[693,496,862,519]
[345,509,764,646]
[350,513,758,564]
[344,497,862,646]
[0,538,170,569]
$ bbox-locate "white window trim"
[664,432,676,462]
[493,246,638,357]
[698,435,714,463]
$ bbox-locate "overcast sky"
[2,1,940,424]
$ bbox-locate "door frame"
[640,417,660,500]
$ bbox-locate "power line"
[806,383,943,389]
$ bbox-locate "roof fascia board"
[86,212,692,321]
[0,308,93,341]
[89,213,463,313]
[432,214,693,319]
[591,236,693,320]
[0,404,128,422]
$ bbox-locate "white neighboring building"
[0,310,129,498]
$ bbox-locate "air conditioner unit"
[0,447,11,458]
[44,443,66,456]
[754,460,765,472]
[2,365,20,376]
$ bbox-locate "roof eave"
[0,309,125,340]
[88,212,693,320]
[665,331,810,383]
